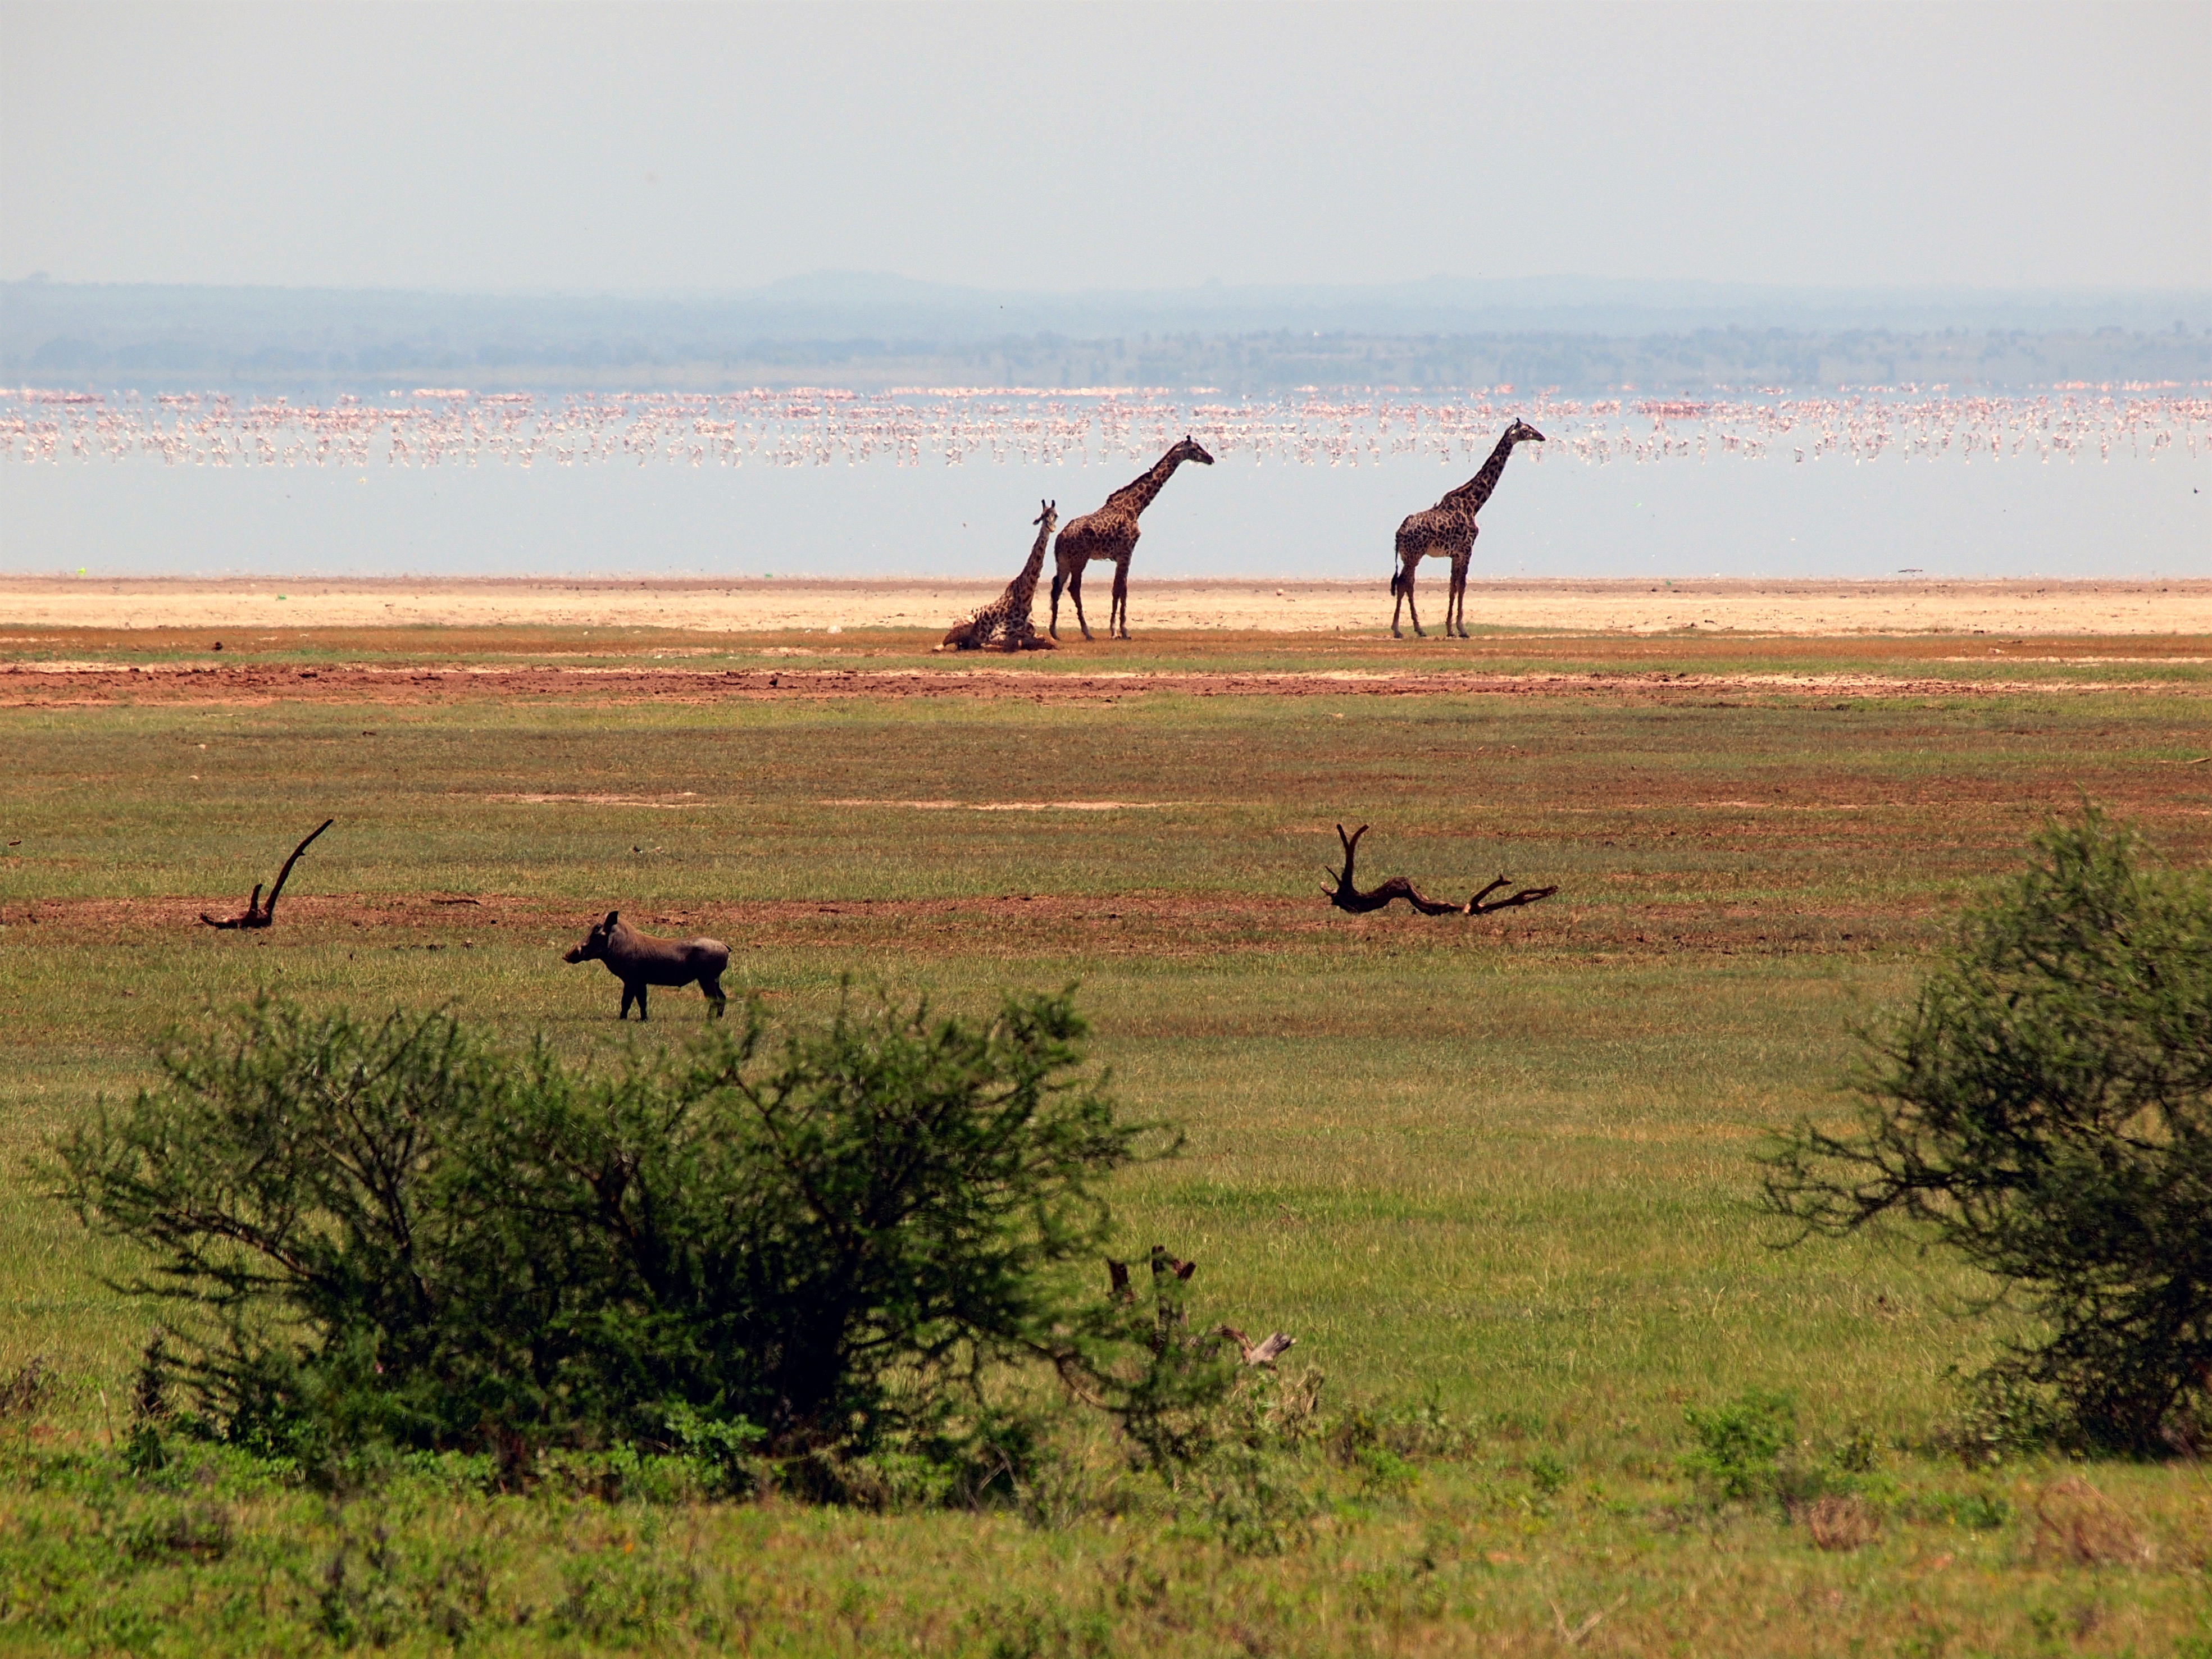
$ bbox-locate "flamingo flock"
[4,382,2206,473]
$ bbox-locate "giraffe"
[1049,435,1215,641]
[1390,420,1546,639]
[938,500,1059,651]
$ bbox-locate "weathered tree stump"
[200,819,333,929]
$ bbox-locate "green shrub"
[1905,1488,2013,1531]
[1681,1388,1796,1505]
[1527,1451,1570,1497]
[1095,1257,1242,1477]
[1191,1440,1319,1556]
[60,987,1173,1484]
[1760,808,2211,1454]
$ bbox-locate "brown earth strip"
[3,659,2199,708]
[0,889,1947,964]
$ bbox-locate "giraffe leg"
[1401,565,1425,638]
[1069,569,1094,641]
[1391,563,1408,637]
[1109,562,1131,640]
[1460,527,1482,637]
[1450,556,1470,638]
[1049,572,1066,639]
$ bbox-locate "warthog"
[563,910,730,1020]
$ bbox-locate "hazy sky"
[3,1,2206,294]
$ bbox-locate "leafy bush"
[1760,808,2211,1453]
[1067,1261,1327,1551]
[1527,1451,1570,1497]
[1090,1256,1242,1476]
[1905,1487,2013,1532]
[1191,1439,1319,1556]
[1322,1389,1477,1477]
[1680,1388,1796,1505]
[61,988,1173,1485]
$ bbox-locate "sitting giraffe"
[939,500,1059,651]
[1050,436,1215,641]
[1391,420,1545,639]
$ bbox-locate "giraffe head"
[1171,435,1216,466]
[1504,420,1546,446]
[1035,498,1057,530]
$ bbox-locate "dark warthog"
[563,910,730,1020]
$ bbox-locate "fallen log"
[1324,823,1558,918]
[200,819,333,929]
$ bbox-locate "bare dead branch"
[1216,1324,1297,1367]
[1467,874,1561,915]
[1147,1244,1195,1352]
[1323,824,1463,914]
[1109,1255,1294,1366]
[1325,823,1557,919]
[200,819,334,930]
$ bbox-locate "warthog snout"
[565,913,618,964]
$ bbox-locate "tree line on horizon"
[6,278,2206,396]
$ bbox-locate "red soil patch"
[1,888,1934,965]
[3,660,2195,710]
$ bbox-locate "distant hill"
[4,275,2206,394]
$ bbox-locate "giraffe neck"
[1006,517,1052,607]
[1442,432,1519,516]
[1108,449,1186,518]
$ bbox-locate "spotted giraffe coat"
[1050,436,1215,640]
[1391,420,1546,637]
[1392,421,1547,577]
[939,500,1059,651]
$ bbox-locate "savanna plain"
[1,603,2208,1656]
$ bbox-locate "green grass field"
[2,627,2206,1655]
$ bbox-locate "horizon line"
[10,272,2210,304]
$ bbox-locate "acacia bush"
[61,987,1178,1485]
[1760,808,2211,1453]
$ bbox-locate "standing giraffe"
[1391,420,1546,639]
[1050,435,1215,641]
[938,500,1059,651]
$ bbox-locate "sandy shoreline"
[2,576,2207,636]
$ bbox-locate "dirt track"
[5,576,2209,636]
[4,659,2199,708]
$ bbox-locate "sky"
[3,1,2206,297]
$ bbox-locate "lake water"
[3,388,2205,581]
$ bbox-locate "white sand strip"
[1,577,2206,636]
